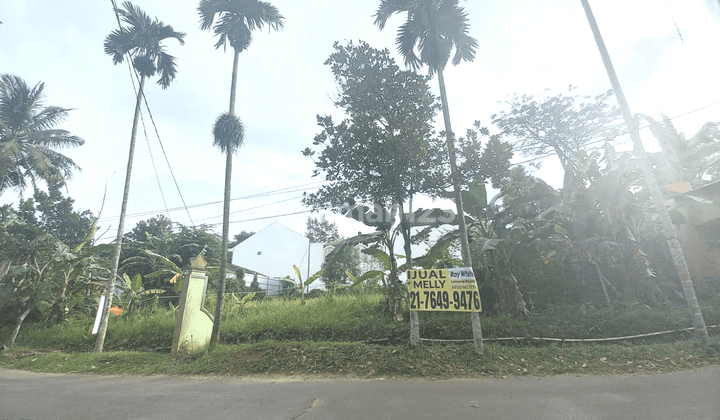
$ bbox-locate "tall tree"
[124,214,174,243]
[197,0,285,348]
[492,86,620,172]
[303,41,444,211]
[96,2,185,352]
[302,40,445,261]
[228,230,255,248]
[374,0,478,268]
[304,41,444,313]
[374,2,484,351]
[0,74,84,195]
[32,177,95,250]
[305,216,341,244]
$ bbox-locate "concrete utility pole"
[580,0,708,341]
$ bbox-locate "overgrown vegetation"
[3,291,719,377]
[3,0,720,372]
[3,340,717,379]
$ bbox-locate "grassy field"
[1,292,719,378]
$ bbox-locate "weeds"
[2,340,717,378]
[2,291,719,379]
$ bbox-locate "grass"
[2,340,717,379]
[1,292,719,379]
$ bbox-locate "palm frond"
[212,113,245,154]
[396,18,422,71]
[197,0,285,52]
[0,74,83,195]
[29,106,71,132]
[156,52,179,89]
[374,0,477,74]
[373,0,411,30]
[104,2,185,87]
[103,28,134,65]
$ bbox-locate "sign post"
[406,268,482,347]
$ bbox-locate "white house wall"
[231,222,324,282]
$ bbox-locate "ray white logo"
[343,203,457,227]
[403,208,457,226]
[342,203,395,227]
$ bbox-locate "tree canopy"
[374,0,478,76]
[303,41,445,213]
[0,74,84,196]
[104,1,186,88]
[492,86,621,171]
[197,0,285,53]
[305,216,341,244]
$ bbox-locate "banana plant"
[638,114,720,187]
[121,248,184,292]
[345,269,385,289]
[287,265,324,301]
[119,231,199,291]
[226,292,256,317]
[119,272,166,312]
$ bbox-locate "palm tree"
[197,0,284,347]
[374,0,478,268]
[375,0,484,352]
[95,1,185,353]
[0,74,84,195]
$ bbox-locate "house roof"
[230,222,324,280]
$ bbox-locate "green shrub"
[8,292,719,351]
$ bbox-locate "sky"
[2,0,720,245]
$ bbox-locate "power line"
[115,208,322,235]
[663,0,685,46]
[138,100,170,217]
[98,180,327,223]
[507,100,720,167]
[227,210,314,226]
[101,96,719,227]
[138,79,196,228]
[191,195,304,223]
[108,0,194,229]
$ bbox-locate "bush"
[8,292,719,351]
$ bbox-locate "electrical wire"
[507,100,720,167]
[98,180,327,223]
[138,100,171,217]
[109,0,194,229]
[663,0,685,46]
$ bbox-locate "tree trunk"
[507,272,530,318]
[437,69,471,266]
[210,50,240,348]
[581,0,708,341]
[591,260,614,313]
[623,227,665,305]
[402,200,420,343]
[437,69,483,354]
[45,273,70,324]
[9,303,33,347]
[95,75,147,353]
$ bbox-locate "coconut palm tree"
[95,1,185,353]
[375,0,484,352]
[374,0,478,268]
[0,74,84,195]
[197,0,284,347]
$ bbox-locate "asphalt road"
[1,367,718,420]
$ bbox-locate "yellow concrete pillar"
[172,254,214,353]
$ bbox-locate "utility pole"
[580,0,708,341]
